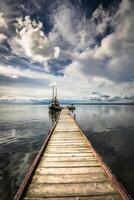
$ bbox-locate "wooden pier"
[14,108,131,200]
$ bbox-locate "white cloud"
[51,0,134,84]
[51,3,95,52]
[0,12,8,29]
[0,86,52,99]
[52,4,78,46]
[0,64,56,81]
[0,33,7,43]
[91,5,112,35]
[10,16,60,65]
[0,12,8,43]
[93,0,134,59]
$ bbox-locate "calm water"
[0,105,134,199]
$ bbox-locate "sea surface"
[0,104,134,200]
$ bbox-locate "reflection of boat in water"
[49,110,59,126]
[49,85,61,112]
[67,104,75,111]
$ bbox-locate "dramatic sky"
[0,0,134,101]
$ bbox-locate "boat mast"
[55,87,57,100]
[53,85,55,99]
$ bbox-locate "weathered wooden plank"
[39,160,100,167]
[55,127,78,130]
[54,128,79,130]
[49,139,84,141]
[50,138,83,140]
[48,140,86,144]
[42,156,97,162]
[50,139,84,142]
[51,134,82,137]
[24,195,121,200]
[43,153,94,157]
[48,142,87,145]
[47,144,87,149]
[53,131,80,133]
[48,143,88,148]
[45,149,92,153]
[51,134,83,136]
[46,147,90,150]
[47,145,88,148]
[55,127,79,130]
[56,122,76,124]
[32,173,108,184]
[54,129,80,131]
[49,141,86,144]
[51,134,84,138]
[47,144,89,147]
[51,137,84,139]
[56,124,78,127]
[46,147,92,153]
[35,166,104,175]
[52,132,82,134]
[51,135,83,138]
[49,136,84,139]
[50,138,84,140]
[25,182,117,198]
[52,133,82,136]
[52,133,81,134]
[51,135,82,138]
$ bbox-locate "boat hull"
[49,105,62,112]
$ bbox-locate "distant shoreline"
[0,102,134,105]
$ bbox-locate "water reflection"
[48,110,59,126]
[0,105,51,200]
[75,105,134,198]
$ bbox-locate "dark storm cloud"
[0,74,49,88]
[0,54,46,72]
[47,58,72,76]
[0,44,11,55]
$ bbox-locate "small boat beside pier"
[14,108,131,200]
[67,104,75,111]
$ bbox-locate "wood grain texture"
[24,195,121,200]
[26,182,117,198]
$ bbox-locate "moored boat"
[49,85,61,112]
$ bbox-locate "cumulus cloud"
[90,0,134,84]
[51,3,95,52]
[0,12,8,43]
[0,12,8,29]
[0,33,7,43]
[91,5,112,35]
[53,0,134,84]
[10,16,60,65]
[94,0,134,59]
